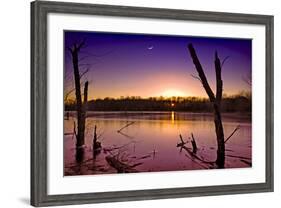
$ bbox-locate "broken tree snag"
[190,133,197,154]
[83,81,88,106]
[187,43,225,168]
[215,51,223,101]
[93,125,97,147]
[92,125,102,159]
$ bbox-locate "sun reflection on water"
[171,111,175,124]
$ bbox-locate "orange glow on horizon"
[161,89,187,98]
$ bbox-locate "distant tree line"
[65,91,251,113]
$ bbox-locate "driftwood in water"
[118,131,134,139]
[181,145,214,168]
[240,159,252,166]
[177,135,214,169]
[177,133,197,154]
[117,121,135,133]
[104,140,147,173]
[177,134,187,147]
[188,44,226,168]
[105,156,137,173]
[224,125,240,144]
[138,154,151,159]
[103,141,137,154]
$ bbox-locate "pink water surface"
[64,111,251,176]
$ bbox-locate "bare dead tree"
[187,43,226,168]
[67,40,89,162]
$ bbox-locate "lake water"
[64,111,252,176]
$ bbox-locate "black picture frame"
[31,0,274,206]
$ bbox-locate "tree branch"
[64,88,75,101]
[80,68,90,79]
[190,74,202,83]
[221,56,230,68]
[76,38,86,51]
[66,46,73,54]
[242,74,252,86]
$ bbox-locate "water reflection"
[64,111,252,176]
[171,111,175,124]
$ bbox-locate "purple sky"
[64,31,252,99]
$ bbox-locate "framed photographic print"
[31,0,274,207]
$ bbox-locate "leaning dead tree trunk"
[187,44,225,168]
[68,40,88,162]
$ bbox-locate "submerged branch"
[240,159,252,166]
[184,153,209,169]
[118,131,135,139]
[177,135,214,169]
[117,121,135,133]
[103,141,137,154]
[105,156,137,173]
[224,125,240,144]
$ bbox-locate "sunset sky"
[64,31,252,100]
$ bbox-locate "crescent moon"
[148,46,154,50]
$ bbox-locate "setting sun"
[161,89,186,98]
